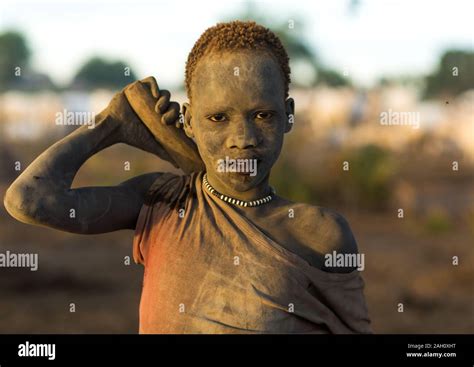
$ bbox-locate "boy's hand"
[123,77,205,174]
[104,77,179,161]
[146,77,182,128]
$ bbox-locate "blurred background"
[0,0,472,333]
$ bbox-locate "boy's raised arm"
[3,77,202,234]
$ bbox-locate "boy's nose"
[226,118,258,150]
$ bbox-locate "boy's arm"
[3,78,194,234]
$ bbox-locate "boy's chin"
[217,172,263,193]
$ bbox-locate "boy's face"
[183,50,294,195]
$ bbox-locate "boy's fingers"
[155,90,171,113]
[161,102,180,125]
[141,76,160,99]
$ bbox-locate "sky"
[0,0,472,88]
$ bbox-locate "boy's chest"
[242,211,328,270]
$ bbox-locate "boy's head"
[182,21,294,194]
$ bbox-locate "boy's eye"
[208,114,227,122]
[255,111,273,120]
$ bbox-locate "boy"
[4,21,371,333]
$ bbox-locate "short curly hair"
[185,20,291,100]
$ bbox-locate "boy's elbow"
[3,182,41,225]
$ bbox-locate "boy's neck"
[205,172,272,203]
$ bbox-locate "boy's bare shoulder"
[275,197,359,256]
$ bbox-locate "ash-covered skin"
[182,49,358,271]
[4,49,359,273]
[3,78,181,233]
[183,50,294,201]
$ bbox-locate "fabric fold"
[133,171,372,334]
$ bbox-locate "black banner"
[0,334,472,366]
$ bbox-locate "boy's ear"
[182,102,194,138]
[284,97,295,133]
